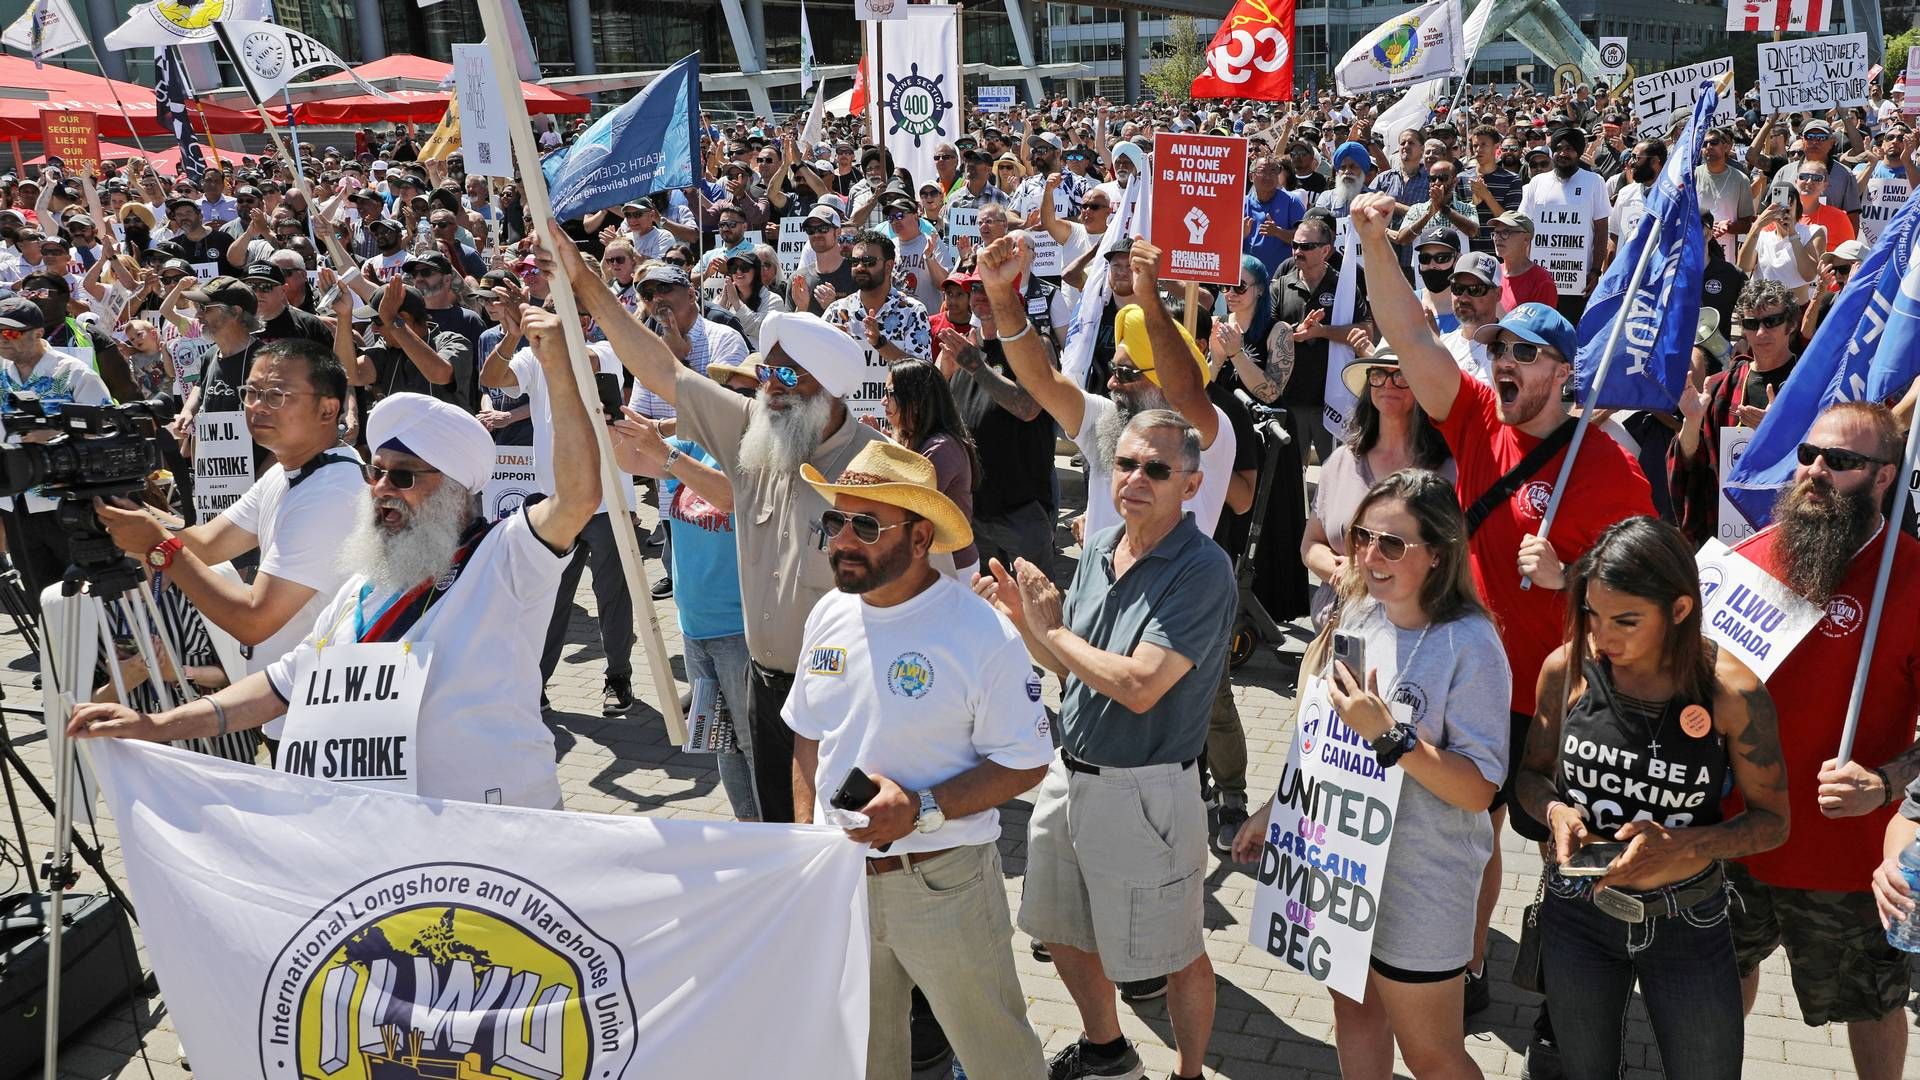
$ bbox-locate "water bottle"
[1888,841,1920,952]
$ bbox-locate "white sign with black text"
[192,411,253,524]
[482,444,538,522]
[777,217,809,275]
[1694,538,1823,681]
[1632,57,1735,134]
[278,641,432,795]
[1756,33,1869,115]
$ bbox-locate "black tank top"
[1555,659,1728,833]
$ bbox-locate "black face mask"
[1419,267,1455,293]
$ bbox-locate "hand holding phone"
[1559,840,1628,877]
[1331,629,1366,683]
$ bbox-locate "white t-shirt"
[1073,390,1235,541]
[504,341,635,515]
[362,250,408,285]
[1440,328,1489,384]
[1609,181,1649,242]
[783,576,1055,856]
[223,452,367,733]
[267,509,570,807]
[1519,168,1610,296]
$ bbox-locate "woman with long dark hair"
[718,250,787,350]
[1237,468,1509,1079]
[1302,348,1454,623]
[1515,517,1789,1080]
[884,357,980,575]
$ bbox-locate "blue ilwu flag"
[1572,82,1714,412]
[1722,189,1920,530]
[543,53,700,221]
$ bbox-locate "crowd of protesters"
[15,64,1920,1080]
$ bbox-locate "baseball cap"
[368,216,405,234]
[1803,119,1832,136]
[1453,252,1500,285]
[1105,236,1135,258]
[1827,239,1868,263]
[0,297,45,330]
[803,203,844,228]
[1030,131,1064,150]
[943,271,981,290]
[370,159,390,171]
[350,188,385,204]
[183,276,258,314]
[164,196,199,213]
[1415,225,1461,252]
[1494,210,1536,232]
[639,263,692,290]
[1473,302,1578,364]
[242,261,286,285]
[402,252,455,276]
[352,283,429,323]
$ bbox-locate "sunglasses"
[756,363,801,387]
[603,255,631,265]
[1452,281,1493,297]
[1112,363,1148,383]
[1293,240,1327,252]
[0,328,28,341]
[1417,252,1456,266]
[1805,132,1831,140]
[933,153,956,161]
[361,463,441,489]
[802,223,834,235]
[662,256,690,267]
[1366,367,1409,388]
[1113,455,1185,482]
[1487,339,1550,363]
[1739,311,1791,332]
[1084,202,1110,212]
[848,256,883,268]
[1796,443,1888,472]
[1796,172,1827,183]
[1225,282,1252,295]
[638,284,683,300]
[820,509,910,544]
[887,210,909,221]
[1349,525,1427,561]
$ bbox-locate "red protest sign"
[1150,132,1248,285]
[39,108,101,174]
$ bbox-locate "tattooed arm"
[950,336,1044,422]
[1258,321,1299,400]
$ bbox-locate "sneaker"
[910,1009,952,1072]
[1031,941,1052,963]
[1463,966,1490,1017]
[651,575,673,600]
[1118,976,1168,1003]
[1519,1035,1564,1080]
[1046,1038,1144,1080]
[1211,804,1249,859]
[602,678,635,717]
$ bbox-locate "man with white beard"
[71,308,602,809]
[538,231,887,826]
[1311,140,1377,225]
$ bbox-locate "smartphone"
[593,372,624,423]
[1331,629,1366,682]
[1560,841,1629,877]
[831,767,881,811]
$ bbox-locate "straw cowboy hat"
[801,442,974,555]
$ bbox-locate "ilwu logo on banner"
[89,740,871,1078]
[877,6,960,192]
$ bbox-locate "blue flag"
[1572,82,1714,411]
[1723,189,1920,529]
[543,53,700,222]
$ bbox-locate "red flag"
[850,56,868,117]
[1191,0,1295,101]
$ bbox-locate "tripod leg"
[0,747,37,892]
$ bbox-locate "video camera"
[0,391,180,599]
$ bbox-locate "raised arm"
[1125,239,1220,446]
[534,227,683,409]
[519,304,600,551]
[1349,192,1461,421]
[976,234,1087,434]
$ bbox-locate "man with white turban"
[72,307,603,808]
[538,231,889,827]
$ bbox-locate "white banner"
[978,85,1016,112]
[856,0,906,19]
[1694,538,1823,680]
[453,42,515,179]
[105,0,272,52]
[89,739,871,1078]
[1633,58,1735,135]
[1334,0,1466,96]
[192,410,253,524]
[1,0,88,63]
[1717,426,1758,545]
[1860,174,1913,247]
[777,216,809,275]
[214,19,384,104]
[1249,673,1406,1001]
[877,7,961,196]
[1756,33,1870,115]
[483,444,539,522]
[1322,223,1359,437]
[1598,36,1629,81]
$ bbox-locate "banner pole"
[279,88,322,249]
[1835,409,1920,763]
[1523,214,1664,589]
[470,0,686,744]
[80,40,154,159]
[1182,281,1198,338]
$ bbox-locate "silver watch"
[914,789,946,834]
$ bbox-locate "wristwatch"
[914,789,946,834]
[146,537,184,571]
[1373,720,1418,768]
[661,447,683,474]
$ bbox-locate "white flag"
[1371,0,1492,148]
[800,77,828,153]
[211,19,388,104]
[1335,0,1467,95]
[89,739,872,1079]
[104,0,274,52]
[876,6,961,192]
[800,0,817,95]
[1,0,88,66]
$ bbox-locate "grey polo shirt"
[673,370,890,672]
[1057,512,1236,768]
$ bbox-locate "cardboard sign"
[946,205,980,240]
[482,444,538,522]
[776,217,809,275]
[1695,539,1823,680]
[1717,426,1758,544]
[978,85,1016,112]
[38,108,99,174]
[1598,37,1629,81]
[1757,33,1869,115]
[279,641,432,795]
[192,411,254,524]
[1028,232,1064,277]
[1633,58,1735,134]
[1249,673,1406,1001]
[452,42,513,179]
[1530,209,1595,296]
[1151,132,1248,285]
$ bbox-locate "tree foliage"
[1143,16,1209,103]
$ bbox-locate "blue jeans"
[1540,869,1743,1080]
[684,633,757,819]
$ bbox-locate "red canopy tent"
[0,55,262,140]
[267,54,591,126]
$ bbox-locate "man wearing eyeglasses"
[1695,127,1756,248]
[1437,252,1503,382]
[247,262,330,351]
[96,339,364,725]
[790,204,855,315]
[698,203,758,286]
[824,231,933,375]
[944,148,1008,213]
[1669,278,1803,547]
[1244,156,1304,275]
[336,281,467,415]
[879,190,951,312]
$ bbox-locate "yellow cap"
[1113,304,1210,388]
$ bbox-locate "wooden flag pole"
[469,0,686,744]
